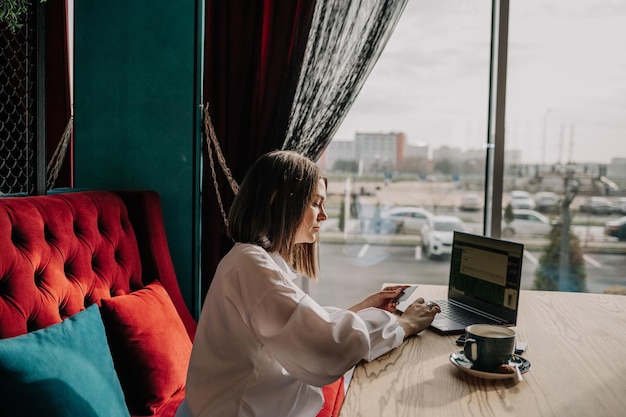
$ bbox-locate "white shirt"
[182,243,404,417]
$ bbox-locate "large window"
[310,0,626,308]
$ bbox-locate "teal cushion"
[0,304,130,417]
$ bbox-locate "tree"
[338,200,345,232]
[434,158,454,175]
[1,0,47,32]
[332,159,358,173]
[533,224,587,292]
[398,156,430,176]
[503,203,514,224]
[502,203,515,237]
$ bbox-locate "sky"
[333,0,626,165]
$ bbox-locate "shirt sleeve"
[249,281,404,387]
[352,307,406,361]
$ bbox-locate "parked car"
[459,193,482,212]
[508,190,536,210]
[381,206,433,234]
[604,216,626,241]
[579,197,613,215]
[534,191,559,214]
[612,197,626,215]
[502,209,554,238]
[420,215,467,259]
[357,203,402,234]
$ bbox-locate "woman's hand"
[397,298,441,337]
[348,285,409,314]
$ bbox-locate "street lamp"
[559,166,580,292]
[541,108,553,170]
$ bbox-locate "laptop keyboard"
[435,299,501,326]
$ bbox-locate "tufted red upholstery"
[0,190,195,340]
[0,191,137,337]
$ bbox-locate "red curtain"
[45,0,72,188]
[202,0,316,296]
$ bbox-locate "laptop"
[428,231,524,334]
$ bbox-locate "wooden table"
[339,284,626,417]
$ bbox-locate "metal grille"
[0,9,37,195]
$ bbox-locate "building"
[323,132,406,172]
[403,142,429,159]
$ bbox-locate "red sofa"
[0,189,343,417]
[0,190,196,417]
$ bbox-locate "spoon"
[509,358,523,382]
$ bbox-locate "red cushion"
[100,282,192,415]
[317,377,345,417]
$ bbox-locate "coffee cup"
[463,324,516,371]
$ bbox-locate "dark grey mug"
[463,324,516,371]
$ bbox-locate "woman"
[178,150,439,417]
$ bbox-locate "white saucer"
[449,350,531,380]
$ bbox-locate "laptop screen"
[448,231,524,324]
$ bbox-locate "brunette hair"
[227,150,325,278]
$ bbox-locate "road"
[308,241,626,309]
[322,217,612,243]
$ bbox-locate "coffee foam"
[476,330,511,338]
[467,324,515,338]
